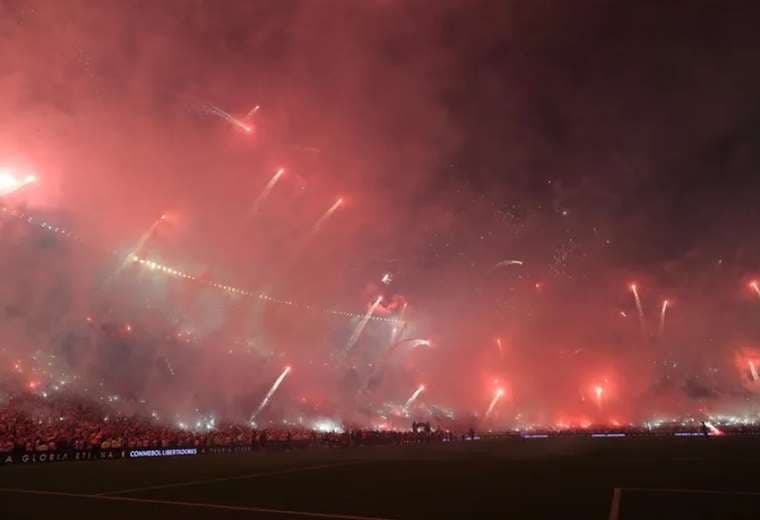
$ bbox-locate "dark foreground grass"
[2,436,760,519]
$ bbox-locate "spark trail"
[104,213,168,287]
[493,260,524,269]
[250,366,291,423]
[496,338,504,358]
[249,168,285,216]
[0,170,36,197]
[659,299,669,337]
[382,338,430,361]
[312,198,343,232]
[202,103,252,133]
[751,281,760,300]
[404,385,425,409]
[485,388,504,418]
[345,296,383,353]
[594,385,604,407]
[246,105,261,118]
[630,284,645,330]
[486,388,504,417]
[132,214,168,257]
[750,360,759,382]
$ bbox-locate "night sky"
[2,0,760,428]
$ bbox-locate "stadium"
[3,1,760,518]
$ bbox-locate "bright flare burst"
[594,385,604,406]
[404,384,425,409]
[0,169,36,197]
[750,281,760,300]
[749,360,759,382]
[250,366,291,423]
[485,388,505,418]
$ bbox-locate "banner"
[0,443,303,465]
[1,448,128,465]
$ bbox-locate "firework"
[312,198,343,232]
[0,169,36,197]
[594,385,604,406]
[107,213,168,284]
[750,281,760,300]
[202,103,252,133]
[629,283,645,329]
[750,360,759,382]
[493,260,524,269]
[404,384,425,409]
[389,326,399,344]
[496,338,504,358]
[246,105,261,118]
[382,338,430,361]
[659,299,669,337]
[134,213,168,255]
[345,296,383,353]
[249,168,285,216]
[485,388,505,418]
[250,366,291,423]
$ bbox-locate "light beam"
[404,385,425,409]
[485,388,505,418]
[250,366,291,423]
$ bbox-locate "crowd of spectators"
[7,388,757,457]
[0,391,447,455]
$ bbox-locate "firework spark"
[630,283,645,330]
[133,213,168,255]
[659,299,669,337]
[202,103,253,133]
[404,384,425,409]
[594,385,604,406]
[496,338,504,358]
[345,296,383,353]
[485,388,505,418]
[381,338,430,361]
[246,105,261,118]
[108,213,168,283]
[249,168,285,216]
[750,281,760,300]
[312,198,343,232]
[493,259,524,268]
[0,169,36,197]
[250,366,291,423]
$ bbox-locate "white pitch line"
[624,487,760,496]
[98,460,366,496]
[0,487,395,520]
[608,488,621,520]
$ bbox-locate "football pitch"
[2,436,760,519]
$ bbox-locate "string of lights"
[1,205,403,324]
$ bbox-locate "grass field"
[2,436,760,519]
